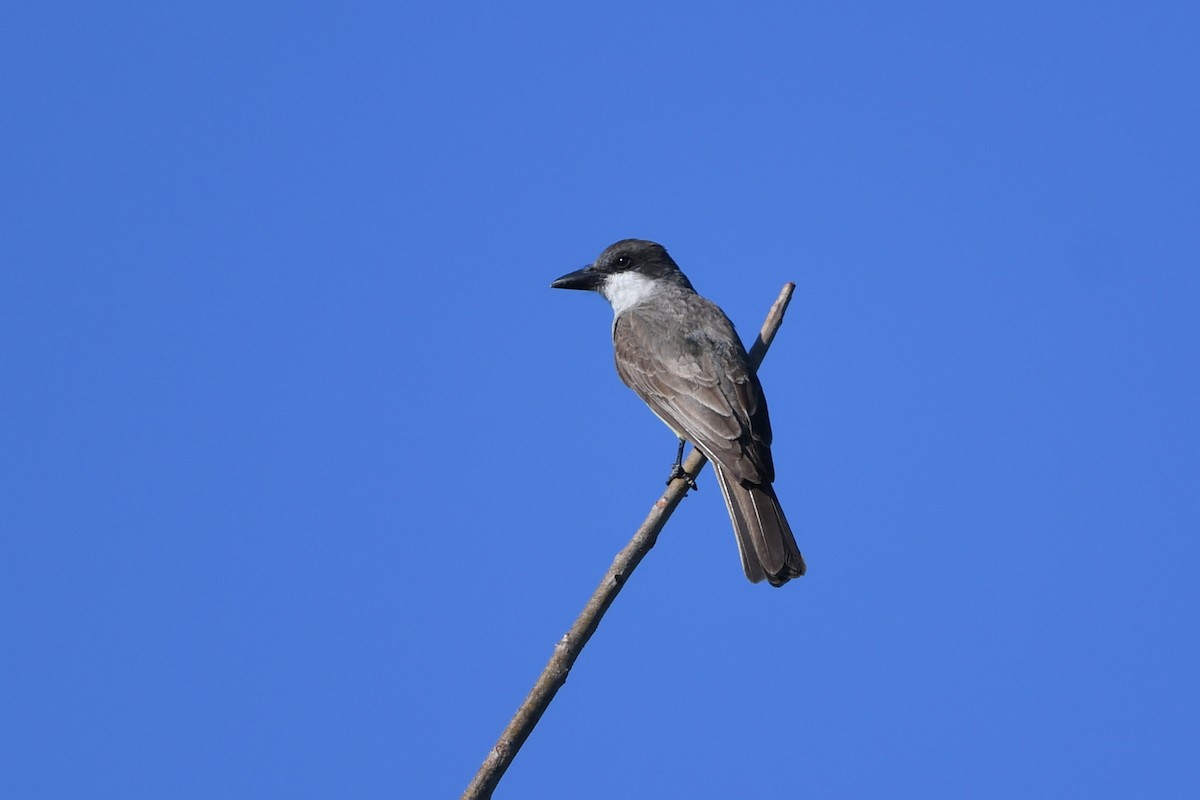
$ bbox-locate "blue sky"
[3,3,1198,798]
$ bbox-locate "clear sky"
[3,3,1198,798]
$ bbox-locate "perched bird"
[551,239,805,586]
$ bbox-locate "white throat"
[600,271,659,318]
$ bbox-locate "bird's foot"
[666,464,699,493]
[665,438,698,492]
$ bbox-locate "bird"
[550,239,805,586]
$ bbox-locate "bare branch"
[462,283,796,800]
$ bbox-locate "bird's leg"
[666,437,699,492]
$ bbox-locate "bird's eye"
[613,256,631,268]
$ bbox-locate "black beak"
[550,265,602,291]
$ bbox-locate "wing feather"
[614,301,774,484]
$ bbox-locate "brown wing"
[613,301,774,485]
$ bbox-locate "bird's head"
[551,239,694,314]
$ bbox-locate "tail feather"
[714,464,806,587]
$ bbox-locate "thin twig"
[462,283,796,800]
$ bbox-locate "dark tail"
[714,464,806,587]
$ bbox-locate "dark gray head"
[550,239,695,312]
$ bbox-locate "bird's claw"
[667,465,699,492]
